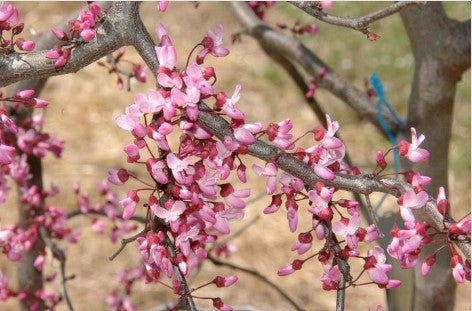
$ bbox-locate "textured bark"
[398,3,471,311]
[16,155,44,311]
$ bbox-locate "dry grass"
[1,2,470,311]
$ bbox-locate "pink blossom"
[364,246,394,286]
[0,4,15,22]
[0,4,18,27]
[157,1,169,12]
[220,183,250,209]
[321,1,333,10]
[123,144,140,163]
[197,24,230,64]
[33,253,45,271]
[146,159,169,184]
[279,172,304,194]
[120,190,139,220]
[51,27,67,41]
[213,275,238,287]
[421,254,436,276]
[451,255,466,283]
[212,298,233,311]
[15,38,35,51]
[264,194,282,214]
[221,85,244,120]
[80,28,95,41]
[399,190,428,227]
[0,145,15,165]
[151,200,186,223]
[183,63,214,96]
[332,215,361,249]
[252,162,277,194]
[155,45,177,70]
[320,266,341,290]
[267,119,294,150]
[234,122,262,145]
[115,104,142,131]
[107,169,129,185]
[398,128,430,162]
[278,259,304,276]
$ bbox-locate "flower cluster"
[252,113,470,293]
[0,3,35,53]
[112,23,245,309]
[46,2,102,68]
[0,89,72,309]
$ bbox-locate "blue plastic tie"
[369,73,406,178]
[369,73,406,215]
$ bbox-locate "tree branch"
[66,209,147,223]
[258,45,371,223]
[0,2,132,88]
[130,12,469,260]
[39,225,74,311]
[229,1,401,137]
[289,1,420,32]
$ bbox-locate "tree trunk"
[397,3,470,311]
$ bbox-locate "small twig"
[163,233,198,311]
[39,225,74,311]
[336,273,346,311]
[289,1,420,32]
[109,228,147,261]
[364,194,384,238]
[66,209,147,223]
[207,254,304,311]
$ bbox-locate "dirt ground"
[1,2,470,311]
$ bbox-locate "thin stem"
[207,254,304,311]
[108,228,147,261]
[39,226,74,311]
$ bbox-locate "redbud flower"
[399,189,428,228]
[252,162,277,194]
[398,128,430,163]
[51,27,68,41]
[197,24,230,64]
[264,194,282,214]
[233,122,262,145]
[421,254,436,276]
[332,215,361,249]
[212,275,238,287]
[436,186,449,215]
[15,38,35,51]
[277,259,304,276]
[321,1,333,10]
[123,144,140,163]
[364,246,394,286]
[157,1,169,12]
[320,266,341,290]
[451,255,466,283]
[107,169,129,185]
[120,190,139,220]
[212,298,233,311]
[151,200,185,223]
[0,145,15,165]
[375,151,387,169]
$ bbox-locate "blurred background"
[1,2,470,310]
